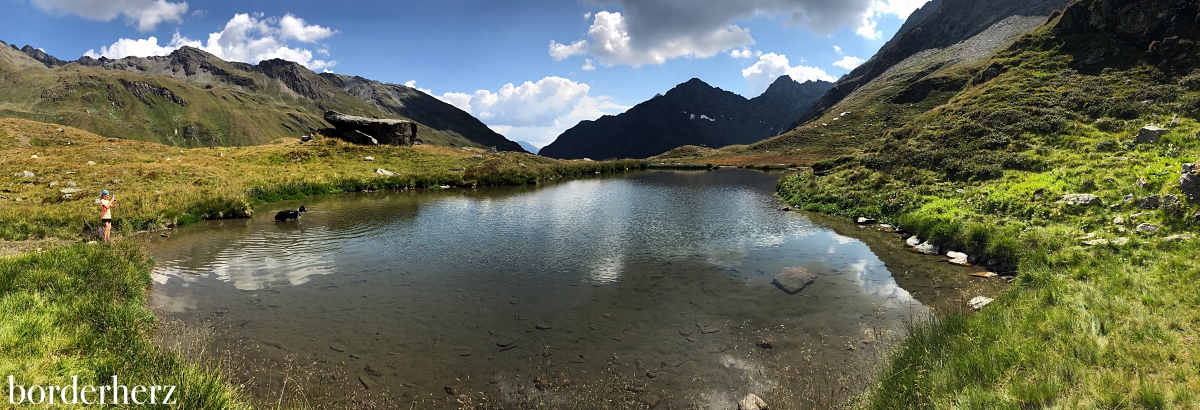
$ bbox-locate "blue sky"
[0,0,931,147]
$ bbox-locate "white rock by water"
[374,168,396,176]
[905,236,922,247]
[946,251,970,266]
[968,296,993,310]
[914,242,940,255]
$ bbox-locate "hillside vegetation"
[766,0,1200,406]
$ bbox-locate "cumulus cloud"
[833,45,842,54]
[582,59,596,71]
[730,48,753,59]
[421,77,630,147]
[403,80,433,95]
[30,0,188,31]
[549,0,931,66]
[84,12,338,70]
[742,53,836,96]
[278,14,336,42]
[434,77,594,128]
[550,10,752,67]
[833,55,865,69]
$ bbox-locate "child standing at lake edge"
[99,190,115,241]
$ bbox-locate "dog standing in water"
[274,206,306,222]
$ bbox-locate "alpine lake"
[144,169,1004,409]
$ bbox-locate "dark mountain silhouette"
[540,76,832,159]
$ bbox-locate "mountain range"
[0,42,525,152]
[539,75,833,160]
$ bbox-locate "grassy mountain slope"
[659,15,1049,167]
[0,44,500,149]
[767,0,1200,406]
[795,0,1071,127]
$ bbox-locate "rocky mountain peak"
[18,45,66,67]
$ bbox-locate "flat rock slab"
[1058,194,1100,206]
[773,266,816,294]
[968,296,994,310]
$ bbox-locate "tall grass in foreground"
[0,242,250,409]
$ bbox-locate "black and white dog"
[274,205,306,222]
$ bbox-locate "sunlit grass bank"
[0,242,251,408]
[0,118,643,241]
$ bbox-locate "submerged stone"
[773,266,816,294]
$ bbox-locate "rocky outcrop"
[324,111,417,146]
[1053,0,1200,71]
[541,76,832,159]
[120,79,187,106]
[20,45,67,68]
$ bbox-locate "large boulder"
[1136,125,1167,143]
[324,111,417,146]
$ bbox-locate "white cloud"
[550,10,753,67]
[84,13,338,70]
[582,59,596,71]
[833,55,865,69]
[742,52,836,96]
[278,14,336,42]
[730,48,753,59]
[433,77,592,127]
[833,45,842,54]
[403,80,433,95]
[421,77,630,147]
[548,0,932,66]
[30,0,188,31]
[486,95,630,148]
[583,12,593,20]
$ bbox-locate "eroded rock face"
[1054,0,1200,69]
[324,111,417,146]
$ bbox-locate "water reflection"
[146,169,985,407]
